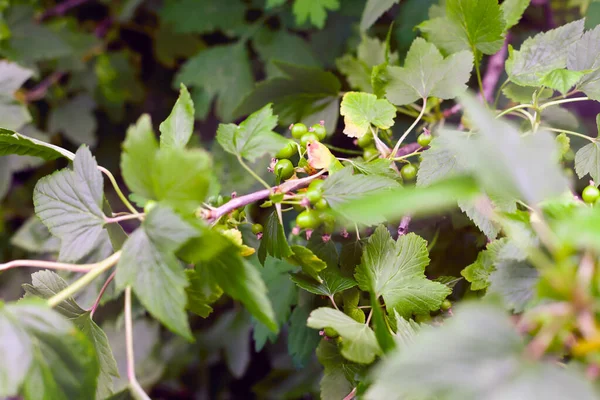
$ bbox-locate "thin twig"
[0,258,94,273]
[98,167,139,215]
[343,388,357,400]
[204,170,326,221]
[125,286,152,400]
[24,72,65,102]
[38,0,90,20]
[89,271,116,318]
[390,98,427,158]
[105,213,145,224]
[481,33,510,104]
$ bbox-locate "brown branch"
[396,142,421,157]
[481,33,510,104]
[39,0,90,21]
[204,170,326,221]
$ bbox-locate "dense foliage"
[3,0,600,399]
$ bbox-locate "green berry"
[363,146,379,160]
[415,314,431,323]
[320,212,335,233]
[291,123,308,139]
[306,188,322,204]
[357,133,374,149]
[582,185,600,204]
[274,159,294,180]
[441,299,452,311]
[276,142,296,159]
[300,132,319,147]
[311,124,327,141]
[308,179,325,192]
[401,163,417,181]
[296,209,320,229]
[324,327,339,338]
[417,133,432,147]
[315,198,329,210]
[251,223,263,234]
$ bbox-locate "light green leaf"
[393,312,422,348]
[0,128,74,161]
[418,16,470,55]
[22,271,119,400]
[0,301,99,399]
[337,54,373,92]
[185,267,223,318]
[292,0,340,28]
[116,205,198,340]
[33,146,106,262]
[506,19,584,86]
[175,44,253,121]
[286,245,328,282]
[385,38,473,106]
[258,210,294,264]
[355,226,450,317]
[160,0,246,34]
[486,259,538,312]
[502,83,553,103]
[203,250,278,332]
[159,84,195,149]
[540,69,586,95]
[335,175,479,226]
[501,0,531,29]
[417,135,464,187]
[340,92,396,138]
[252,257,297,351]
[308,307,381,363]
[461,238,508,290]
[291,267,358,296]
[48,94,97,147]
[360,0,400,31]
[575,141,600,183]
[216,103,288,162]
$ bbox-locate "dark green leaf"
[258,211,294,264]
[291,267,357,296]
[185,267,223,318]
[160,0,246,34]
[287,245,328,282]
[316,340,362,399]
[360,0,400,31]
[0,127,75,161]
[288,297,321,367]
[48,94,97,147]
[11,216,61,254]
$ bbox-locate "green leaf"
[0,301,99,399]
[203,250,278,332]
[457,194,513,240]
[234,62,341,134]
[486,259,538,312]
[291,267,358,296]
[160,0,246,34]
[308,307,381,363]
[506,19,584,86]
[0,60,33,130]
[153,23,204,68]
[33,146,106,262]
[339,92,396,138]
[258,211,294,264]
[252,257,297,351]
[355,226,450,317]
[461,238,507,290]
[0,127,75,161]
[416,135,464,187]
[575,141,600,183]
[159,84,195,149]
[286,245,328,282]
[316,340,363,400]
[448,95,569,204]
[292,0,340,28]
[349,158,400,181]
[360,0,400,31]
[385,38,473,106]
[370,292,396,353]
[116,205,198,340]
[22,271,119,399]
[418,0,505,55]
[392,311,422,348]
[185,267,223,318]
[48,94,97,147]
[540,69,586,95]
[335,175,479,226]
[217,103,288,162]
[288,299,321,367]
[501,0,531,29]
[501,83,553,103]
[11,216,61,254]
[567,24,600,71]
[175,44,253,121]
[322,166,400,224]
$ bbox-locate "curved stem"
[324,143,363,155]
[47,251,122,308]
[237,155,271,189]
[391,150,422,162]
[105,213,145,224]
[474,55,488,107]
[545,127,596,142]
[493,79,510,109]
[125,286,152,400]
[98,167,139,215]
[539,96,589,110]
[496,103,534,119]
[390,97,427,159]
[89,270,116,318]
[0,259,94,273]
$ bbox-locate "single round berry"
[441,299,452,311]
[324,327,339,338]
[414,314,431,323]
[274,159,294,180]
[276,142,296,159]
[357,133,374,149]
[306,188,323,204]
[251,223,263,235]
[363,146,379,160]
[291,123,308,139]
[315,198,329,210]
[296,210,320,229]
[308,179,325,192]
[401,163,418,181]
[311,124,327,141]
[300,132,319,147]
[417,133,432,147]
[582,185,600,204]
[320,212,335,233]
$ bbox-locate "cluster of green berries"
[582,183,600,204]
[297,179,335,231]
[355,132,378,160]
[272,122,327,181]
